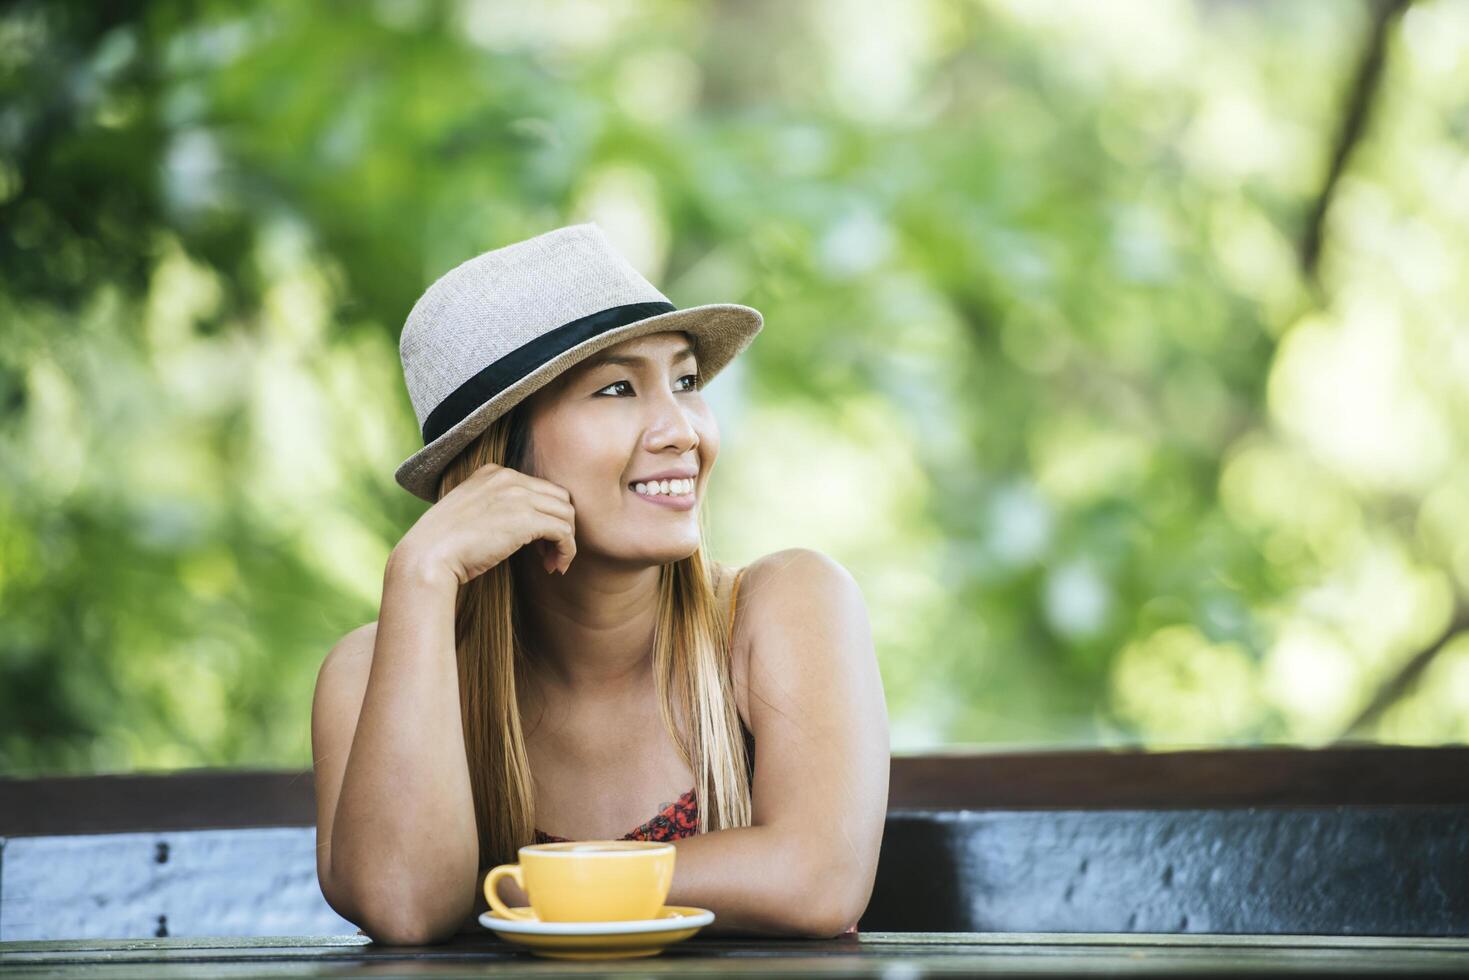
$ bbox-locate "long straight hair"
[438,402,753,870]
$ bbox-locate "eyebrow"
[583,345,697,370]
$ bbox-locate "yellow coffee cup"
[483,840,676,922]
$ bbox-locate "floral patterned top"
[530,565,860,936]
[532,785,701,845]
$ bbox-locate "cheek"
[697,427,719,472]
[535,421,624,492]
[692,410,718,451]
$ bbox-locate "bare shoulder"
[322,621,378,673]
[740,548,863,618]
[314,621,379,707]
[345,619,379,648]
[727,549,868,722]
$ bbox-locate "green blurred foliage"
[2,0,1468,774]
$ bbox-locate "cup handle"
[483,864,535,920]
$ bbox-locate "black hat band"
[421,300,677,445]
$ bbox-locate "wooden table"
[4,932,1469,976]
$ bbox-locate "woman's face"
[520,330,718,566]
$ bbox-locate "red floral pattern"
[533,786,699,845]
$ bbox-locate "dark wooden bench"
[3,747,1466,940]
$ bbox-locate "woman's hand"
[395,462,577,587]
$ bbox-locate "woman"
[311,223,889,945]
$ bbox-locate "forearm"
[668,824,861,938]
[332,554,479,939]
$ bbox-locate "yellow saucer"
[479,904,714,960]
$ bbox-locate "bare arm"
[666,825,842,937]
[318,463,574,943]
[665,549,890,938]
[314,551,479,945]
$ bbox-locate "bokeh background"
[3,0,1468,775]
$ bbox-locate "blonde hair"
[438,402,753,870]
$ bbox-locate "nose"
[641,385,699,452]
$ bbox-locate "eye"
[596,374,701,397]
[596,380,633,397]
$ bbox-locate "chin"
[638,543,702,566]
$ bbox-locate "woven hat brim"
[394,302,762,503]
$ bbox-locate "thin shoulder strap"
[726,566,747,645]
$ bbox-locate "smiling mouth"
[628,483,695,497]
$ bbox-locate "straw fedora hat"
[394,222,764,502]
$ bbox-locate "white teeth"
[633,478,695,497]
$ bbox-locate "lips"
[626,482,697,511]
[628,482,693,496]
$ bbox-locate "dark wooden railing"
[2,745,1467,940]
[6,744,1466,836]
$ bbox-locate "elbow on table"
[355,900,467,947]
[788,878,868,939]
[791,915,857,940]
[795,903,863,939]
[358,915,459,947]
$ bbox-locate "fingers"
[478,464,577,574]
[487,463,572,503]
[537,518,576,575]
[529,477,572,503]
[527,499,576,574]
[529,498,574,558]
[527,494,575,536]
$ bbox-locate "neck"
[511,549,665,699]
